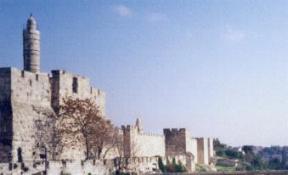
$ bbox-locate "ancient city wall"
[122,125,133,157]
[50,70,107,160]
[9,68,54,162]
[164,128,187,156]
[0,68,107,162]
[196,138,209,165]
[0,160,110,175]
[122,125,165,157]
[208,138,214,162]
[134,133,165,157]
[186,136,198,163]
[50,70,105,116]
[10,68,51,105]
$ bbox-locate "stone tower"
[23,15,40,73]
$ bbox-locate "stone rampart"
[50,70,105,116]
[0,67,107,163]
[187,137,198,164]
[8,68,54,162]
[122,125,165,158]
[135,133,165,157]
[0,160,110,175]
[208,138,214,163]
[164,128,187,156]
[10,68,51,105]
[195,137,209,165]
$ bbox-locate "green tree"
[158,157,166,172]
[175,160,186,172]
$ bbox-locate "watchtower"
[23,15,40,73]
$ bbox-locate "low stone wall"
[48,160,110,175]
[121,156,159,173]
[0,160,111,175]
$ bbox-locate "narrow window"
[72,77,78,93]
[17,147,23,162]
[29,79,32,86]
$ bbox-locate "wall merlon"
[139,132,164,137]
[164,128,186,135]
[51,69,66,75]
[49,69,106,116]
[121,125,132,131]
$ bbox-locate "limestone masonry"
[0,16,215,173]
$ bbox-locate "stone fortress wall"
[164,128,187,156]
[0,67,106,162]
[9,68,53,163]
[50,70,105,116]
[122,124,165,158]
[0,16,215,174]
[50,70,106,160]
[135,133,165,157]
[0,68,54,163]
[122,119,215,167]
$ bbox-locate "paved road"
[147,171,288,175]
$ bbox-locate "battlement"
[121,125,132,131]
[50,69,106,116]
[16,69,50,81]
[163,128,186,135]
[164,128,187,156]
[0,67,51,105]
[51,70,87,79]
[121,124,139,133]
[50,70,105,97]
[0,67,50,81]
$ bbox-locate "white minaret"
[23,14,40,73]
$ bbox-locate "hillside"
[214,139,288,171]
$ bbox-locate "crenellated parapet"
[121,121,166,158]
[164,128,186,135]
[50,70,105,116]
[0,67,51,105]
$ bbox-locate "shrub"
[158,157,166,172]
[158,157,187,173]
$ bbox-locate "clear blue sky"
[1,0,288,146]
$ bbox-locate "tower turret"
[23,15,40,73]
[135,118,143,133]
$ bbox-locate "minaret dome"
[26,15,37,30]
